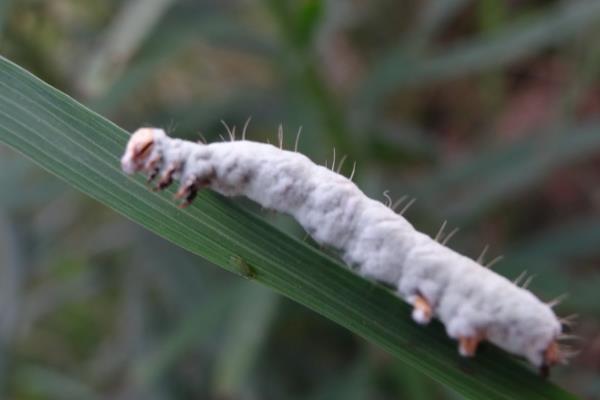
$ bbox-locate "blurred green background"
[1,0,599,399]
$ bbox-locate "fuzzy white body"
[121,128,562,368]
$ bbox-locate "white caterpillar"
[121,127,573,375]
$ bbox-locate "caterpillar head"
[121,128,166,174]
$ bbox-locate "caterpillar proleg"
[121,127,571,375]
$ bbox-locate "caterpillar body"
[121,127,571,375]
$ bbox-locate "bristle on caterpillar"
[121,127,577,376]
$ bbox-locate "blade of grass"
[146,91,283,142]
[311,355,371,400]
[510,218,600,265]
[0,0,12,35]
[502,218,600,313]
[133,285,237,386]
[0,212,23,394]
[91,11,275,114]
[412,124,600,223]
[361,1,600,111]
[15,365,100,400]
[0,56,580,400]
[76,0,176,98]
[211,282,278,398]
[403,0,471,53]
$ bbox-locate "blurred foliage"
[0,0,599,399]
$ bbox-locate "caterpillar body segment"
[121,127,568,374]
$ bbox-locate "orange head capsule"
[121,128,164,174]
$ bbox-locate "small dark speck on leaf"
[229,255,256,279]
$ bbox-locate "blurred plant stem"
[264,0,357,158]
[0,0,13,36]
[559,28,600,122]
[361,0,600,115]
[211,282,279,399]
[132,285,237,387]
[311,354,371,400]
[402,0,471,54]
[0,211,24,396]
[410,121,600,224]
[15,366,101,400]
[76,0,176,99]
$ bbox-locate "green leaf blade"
[0,56,579,400]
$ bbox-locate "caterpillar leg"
[145,155,162,183]
[540,341,560,378]
[458,335,482,357]
[412,294,432,325]
[175,178,202,208]
[147,168,159,183]
[155,163,179,191]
